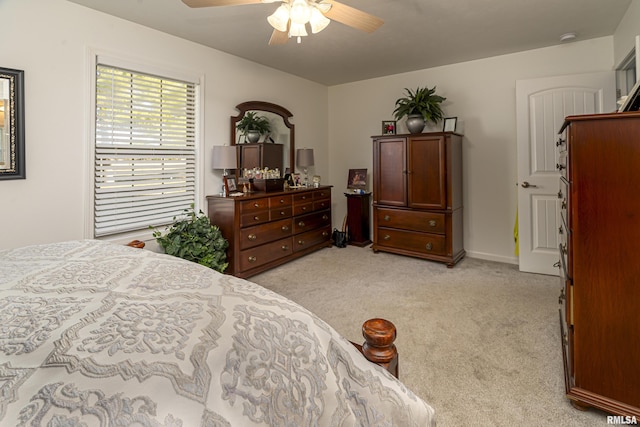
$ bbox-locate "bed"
[0,240,435,426]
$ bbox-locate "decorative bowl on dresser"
[371,132,464,267]
[207,186,332,278]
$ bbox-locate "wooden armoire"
[372,132,464,267]
[558,112,640,418]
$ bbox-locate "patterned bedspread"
[0,240,435,426]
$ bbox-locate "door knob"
[521,181,538,188]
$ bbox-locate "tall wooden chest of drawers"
[558,112,640,417]
[372,132,464,267]
[207,186,332,278]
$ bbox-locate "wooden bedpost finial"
[362,318,398,367]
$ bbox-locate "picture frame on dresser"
[382,120,396,135]
[223,175,237,196]
[443,117,457,132]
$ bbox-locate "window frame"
[86,52,204,243]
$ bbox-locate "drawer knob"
[429,220,436,227]
[322,215,328,220]
[280,211,286,216]
[281,225,289,231]
[383,234,390,240]
[384,215,390,221]
[298,221,306,227]
[322,231,328,237]
[248,256,257,263]
[557,191,563,199]
[302,206,307,211]
[298,240,305,245]
[558,288,565,304]
[279,199,285,204]
[282,245,289,251]
[254,203,260,208]
[248,234,257,241]
[254,216,260,221]
[561,201,567,210]
[425,242,433,251]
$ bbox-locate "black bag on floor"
[332,215,348,248]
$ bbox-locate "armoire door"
[408,135,446,209]
[374,137,407,206]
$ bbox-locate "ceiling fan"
[181,0,383,45]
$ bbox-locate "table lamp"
[296,148,314,187]
[212,146,237,196]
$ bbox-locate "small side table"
[344,192,372,247]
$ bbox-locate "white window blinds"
[94,64,196,237]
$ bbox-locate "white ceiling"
[67,0,632,86]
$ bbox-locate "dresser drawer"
[293,225,331,252]
[314,188,331,200]
[269,194,292,208]
[240,198,269,213]
[240,218,293,250]
[293,201,314,216]
[377,227,446,255]
[239,237,293,271]
[240,209,270,227]
[376,208,445,234]
[270,206,293,220]
[313,197,331,211]
[293,192,314,204]
[557,152,567,179]
[294,210,331,233]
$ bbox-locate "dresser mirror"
[230,101,295,173]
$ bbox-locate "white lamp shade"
[296,148,314,167]
[289,0,312,24]
[267,4,290,32]
[309,7,330,34]
[289,21,308,37]
[211,146,237,170]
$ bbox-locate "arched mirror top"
[231,101,295,173]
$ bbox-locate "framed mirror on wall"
[230,101,295,174]
[0,67,25,180]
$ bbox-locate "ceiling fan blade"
[323,0,383,33]
[181,0,263,8]
[269,28,290,45]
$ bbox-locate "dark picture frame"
[382,120,396,135]
[0,67,25,180]
[443,117,457,133]
[223,175,237,196]
[347,168,367,190]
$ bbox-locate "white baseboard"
[466,250,519,265]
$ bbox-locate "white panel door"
[516,72,615,275]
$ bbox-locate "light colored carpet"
[251,246,609,426]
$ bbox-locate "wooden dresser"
[207,186,332,278]
[558,112,640,417]
[372,132,464,267]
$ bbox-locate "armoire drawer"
[293,225,331,253]
[239,218,293,250]
[376,208,445,234]
[239,237,293,271]
[377,227,446,255]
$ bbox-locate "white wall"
[0,0,327,250]
[328,37,614,264]
[614,0,640,68]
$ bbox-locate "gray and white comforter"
[0,240,435,426]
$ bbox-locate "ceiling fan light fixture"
[289,21,308,37]
[267,4,290,32]
[309,7,330,34]
[290,0,312,25]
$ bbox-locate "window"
[94,63,197,237]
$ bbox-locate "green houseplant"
[152,207,229,273]
[393,86,446,134]
[236,111,271,143]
